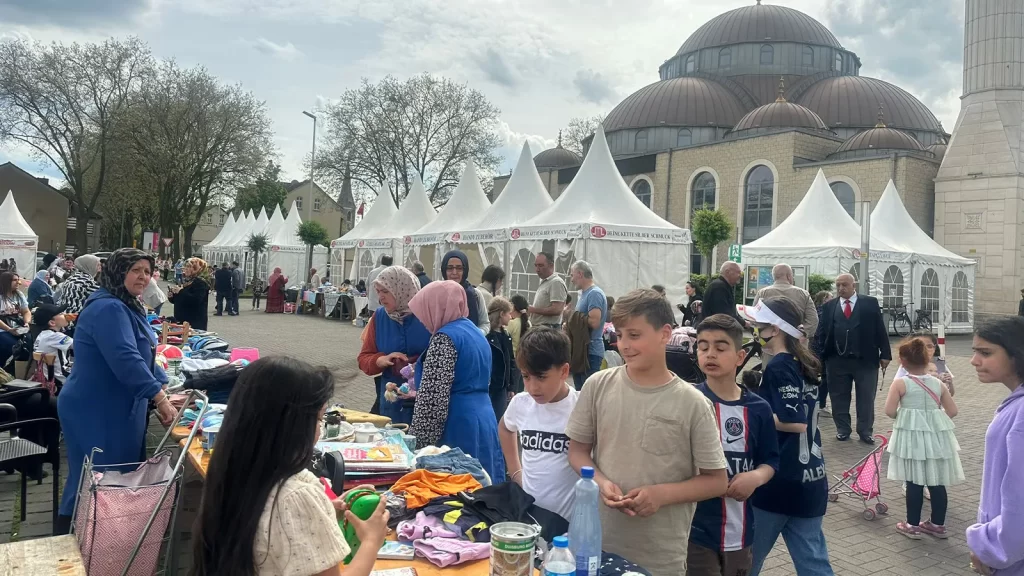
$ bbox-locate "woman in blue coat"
[55,248,178,534]
[357,266,431,426]
[408,280,504,481]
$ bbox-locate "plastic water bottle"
[181,344,192,359]
[569,466,602,576]
[543,536,575,576]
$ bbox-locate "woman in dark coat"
[439,250,482,331]
[168,257,210,330]
[485,296,522,421]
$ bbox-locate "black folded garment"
[182,363,243,404]
[419,481,568,542]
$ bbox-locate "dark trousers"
[906,482,948,526]
[229,289,241,314]
[252,292,262,309]
[818,370,829,410]
[370,375,382,415]
[215,290,229,314]
[825,357,878,438]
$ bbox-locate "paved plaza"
[0,299,1004,575]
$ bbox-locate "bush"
[687,273,745,305]
[808,274,834,296]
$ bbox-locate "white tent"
[509,125,691,305]
[330,181,398,283]
[268,200,328,287]
[385,174,436,275]
[0,191,38,274]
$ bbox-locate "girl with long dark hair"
[192,356,389,576]
[0,271,29,367]
[508,294,530,357]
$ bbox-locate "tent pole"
[859,200,871,296]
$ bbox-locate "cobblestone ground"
[0,297,1002,576]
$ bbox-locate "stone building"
[284,178,356,242]
[514,1,949,281]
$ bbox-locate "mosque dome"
[926,140,948,161]
[533,144,582,169]
[731,78,829,134]
[603,77,747,132]
[676,2,841,55]
[831,110,924,158]
[795,76,942,134]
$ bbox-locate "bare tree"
[315,74,501,208]
[0,37,152,251]
[563,114,604,157]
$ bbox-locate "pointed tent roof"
[460,143,553,242]
[411,161,491,243]
[250,207,270,238]
[390,174,437,237]
[270,200,303,246]
[265,204,285,237]
[518,125,688,243]
[225,210,255,247]
[0,191,36,240]
[207,212,237,247]
[332,181,398,248]
[871,180,974,265]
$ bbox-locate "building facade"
[284,179,356,241]
[0,162,102,255]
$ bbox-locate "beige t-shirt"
[530,274,568,326]
[565,367,727,576]
[253,469,351,575]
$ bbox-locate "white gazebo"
[0,191,38,274]
[330,181,399,284]
[203,212,237,263]
[267,200,328,286]
[508,125,691,304]
[387,174,437,273]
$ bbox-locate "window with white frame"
[510,248,539,302]
[205,213,213,225]
[920,268,939,323]
[952,272,969,323]
[829,181,856,218]
[357,251,374,284]
[314,197,322,212]
[219,212,226,226]
[882,265,905,309]
[296,196,303,211]
[742,166,774,243]
[632,179,652,208]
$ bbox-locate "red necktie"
[843,300,852,319]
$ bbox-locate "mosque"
[494,1,949,278]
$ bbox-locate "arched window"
[684,54,696,74]
[760,44,774,65]
[834,52,842,71]
[357,251,375,284]
[719,48,731,68]
[635,130,648,151]
[882,265,905,309]
[802,46,814,67]
[829,181,856,218]
[849,263,860,281]
[920,268,939,323]
[511,248,540,301]
[483,247,501,268]
[742,165,774,243]
[632,179,652,208]
[677,128,692,147]
[952,272,970,323]
[691,172,716,213]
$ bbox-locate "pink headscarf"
[408,280,469,334]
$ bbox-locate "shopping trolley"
[71,390,209,576]
[827,433,890,520]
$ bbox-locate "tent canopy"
[391,174,437,238]
[458,143,554,242]
[207,212,237,247]
[0,191,37,241]
[871,180,974,266]
[332,181,398,248]
[411,161,491,244]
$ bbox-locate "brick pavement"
[0,299,1004,576]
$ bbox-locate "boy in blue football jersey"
[688,314,779,576]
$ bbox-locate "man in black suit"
[814,273,891,444]
[699,261,746,326]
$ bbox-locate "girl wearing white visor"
[745,298,835,576]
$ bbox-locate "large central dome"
[677,3,841,54]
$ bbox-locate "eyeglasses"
[446,265,464,272]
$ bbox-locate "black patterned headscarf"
[100,248,154,315]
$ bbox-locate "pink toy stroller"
[827,433,890,520]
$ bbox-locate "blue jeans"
[573,353,604,390]
[751,507,834,576]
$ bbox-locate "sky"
[0,0,965,196]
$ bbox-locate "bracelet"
[510,470,522,480]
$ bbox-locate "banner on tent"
[406,233,445,246]
[0,239,35,247]
[455,229,506,243]
[271,244,328,254]
[511,223,690,244]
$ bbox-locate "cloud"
[245,37,303,61]
[0,0,152,26]
[573,69,617,104]
[492,119,556,173]
[476,48,519,89]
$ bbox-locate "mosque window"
[952,272,970,323]
[691,172,716,213]
[677,129,692,147]
[829,181,856,218]
[760,45,774,65]
[802,46,814,67]
[882,265,905,309]
[632,179,652,208]
[684,54,695,74]
[742,165,773,243]
[635,130,648,151]
[920,268,939,324]
[719,48,731,68]
[835,52,842,71]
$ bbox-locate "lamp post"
[302,110,317,223]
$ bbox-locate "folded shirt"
[413,538,490,567]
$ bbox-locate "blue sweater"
[57,289,165,516]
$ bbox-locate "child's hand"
[623,486,661,517]
[941,372,955,396]
[598,479,633,514]
[725,472,761,502]
[331,485,376,518]
[346,497,390,548]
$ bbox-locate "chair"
[0,386,61,528]
[160,322,191,346]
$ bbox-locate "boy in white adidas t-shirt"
[499,327,579,520]
[32,303,73,379]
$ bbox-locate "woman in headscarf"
[265,267,288,313]
[408,281,504,480]
[55,248,177,534]
[357,266,431,425]
[439,250,486,331]
[168,257,210,330]
[27,270,54,305]
[54,254,101,314]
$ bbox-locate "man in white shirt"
[365,255,393,312]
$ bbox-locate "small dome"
[796,76,942,134]
[834,116,923,155]
[677,2,841,55]
[927,141,948,161]
[603,77,747,132]
[732,78,828,133]
[533,144,581,170]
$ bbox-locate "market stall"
[202,212,238,265]
[388,174,437,274]
[267,200,328,287]
[0,190,39,274]
[330,181,398,284]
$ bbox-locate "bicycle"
[887,302,932,337]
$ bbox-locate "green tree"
[808,274,834,296]
[235,162,289,216]
[246,232,270,282]
[296,220,329,280]
[690,209,733,276]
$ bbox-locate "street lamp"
[302,110,316,224]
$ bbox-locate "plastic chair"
[159,322,190,346]
[0,411,61,528]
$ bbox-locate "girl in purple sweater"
[968,317,1024,575]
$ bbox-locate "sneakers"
[919,522,949,539]
[896,522,923,539]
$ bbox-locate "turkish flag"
[357,202,365,216]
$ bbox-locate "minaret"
[935,0,1024,318]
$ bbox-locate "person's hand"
[509,470,523,487]
[725,472,761,502]
[396,390,416,400]
[940,372,955,396]
[332,485,376,518]
[623,485,662,517]
[597,479,633,515]
[345,496,390,548]
[156,399,177,426]
[880,359,891,371]
[970,552,992,575]
[376,352,408,369]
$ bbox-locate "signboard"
[162,238,174,247]
[590,225,607,238]
[728,244,742,263]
